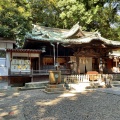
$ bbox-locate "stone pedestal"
[44,70,67,93]
[45,84,66,93]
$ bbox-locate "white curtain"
[79,57,92,73]
[86,57,92,72]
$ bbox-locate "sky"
[104,2,120,28]
[104,2,120,15]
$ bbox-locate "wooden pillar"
[10,51,12,69]
[57,42,59,63]
[39,53,40,70]
[30,53,31,69]
[116,58,118,68]
[76,56,80,74]
[31,68,33,82]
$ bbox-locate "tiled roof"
[25,23,120,46]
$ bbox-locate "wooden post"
[31,68,33,82]
[116,58,117,68]
[76,56,80,74]
[57,42,59,63]
[116,57,118,72]
[8,68,11,85]
[39,53,40,70]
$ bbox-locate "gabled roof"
[24,23,120,46]
[62,22,85,38]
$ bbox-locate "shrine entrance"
[71,46,111,74]
[79,57,92,73]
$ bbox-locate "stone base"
[19,81,48,90]
[45,84,66,93]
[25,81,48,89]
[111,81,120,88]
[46,84,64,88]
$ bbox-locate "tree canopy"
[0,0,31,46]
[0,0,120,47]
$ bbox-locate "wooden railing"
[32,70,49,75]
[9,68,118,84]
[9,69,71,76]
[64,74,90,83]
[9,70,31,76]
[61,69,71,75]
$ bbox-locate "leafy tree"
[0,0,31,47]
[29,0,59,27]
[31,0,120,40]
[0,0,120,47]
[56,0,92,29]
[90,1,120,41]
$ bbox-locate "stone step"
[113,78,120,81]
[45,87,66,93]
[46,84,64,88]
[112,84,120,87]
[113,75,120,81]
[44,83,67,93]
[112,81,120,84]
[25,81,48,89]
[19,81,49,90]
[111,81,120,87]
[45,87,66,92]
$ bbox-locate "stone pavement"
[96,87,120,95]
[1,82,120,120]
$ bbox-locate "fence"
[9,69,71,75]
[63,74,115,83]
[9,68,118,84]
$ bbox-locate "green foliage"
[0,0,31,47]
[0,0,120,47]
[30,0,120,41]
[57,0,91,28]
[29,0,59,27]
[90,1,120,41]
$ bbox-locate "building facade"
[1,23,120,85]
[23,23,120,74]
[0,37,16,80]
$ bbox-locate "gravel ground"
[0,89,120,120]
